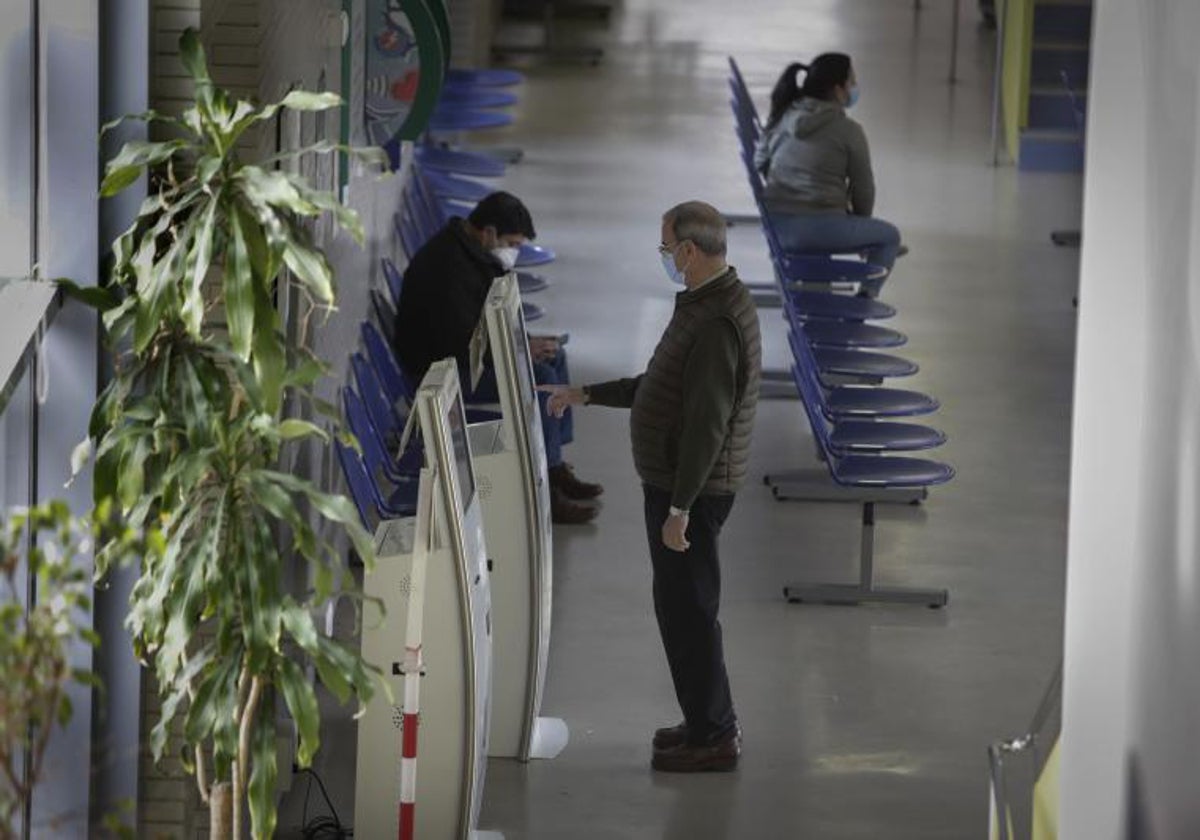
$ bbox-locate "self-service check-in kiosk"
[355,360,502,840]
[467,273,568,761]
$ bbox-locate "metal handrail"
[990,0,1010,165]
[0,279,62,420]
[986,661,1064,839]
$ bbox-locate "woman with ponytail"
[753,54,901,298]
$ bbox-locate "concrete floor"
[281,0,1081,837]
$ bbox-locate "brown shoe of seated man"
[653,721,742,752]
[651,728,741,773]
[550,487,597,525]
[549,463,604,500]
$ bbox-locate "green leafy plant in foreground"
[73,29,385,839]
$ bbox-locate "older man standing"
[545,201,761,772]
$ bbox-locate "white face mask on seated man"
[491,246,520,271]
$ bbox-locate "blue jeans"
[464,348,573,468]
[770,212,901,297]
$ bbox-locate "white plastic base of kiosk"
[468,421,567,762]
[528,715,570,759]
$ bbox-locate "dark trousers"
[643,483,737,745]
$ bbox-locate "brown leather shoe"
[653,722,688,751]
[549,463,604,500]
[651,729,740,773]
[653,721,741,752]
[551,488,597,525]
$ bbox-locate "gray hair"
[664,201,727,257]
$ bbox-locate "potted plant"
[77,29,385,839]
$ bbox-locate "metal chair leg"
[782,502,949,607]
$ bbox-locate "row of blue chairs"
[336,311,422,529]
[338,254,505,531]
[726,56,955,608]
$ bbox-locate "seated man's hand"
[528,336,559,362]
[537,384,584,418]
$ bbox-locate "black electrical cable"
[296,767,353,839]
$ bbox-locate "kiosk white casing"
[469,273,567,761]
[355,360,501,840]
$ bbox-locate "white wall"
[1061,0,1200,836]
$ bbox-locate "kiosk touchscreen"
[355,360,501,840]
[468,273,568,761]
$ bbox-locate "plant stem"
[233,674,264,839]
[194,742,211,805]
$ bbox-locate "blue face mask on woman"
[845,84,860,109]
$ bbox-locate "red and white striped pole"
[399,643,422,840]
[398,469,434,840]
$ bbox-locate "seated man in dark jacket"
[394,191,602,523]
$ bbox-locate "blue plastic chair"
[782,290,907,349]
[352,352,404,436]
[393,210,424,263]
[422,167,496,203]
[516,272,549,294]
[788,288,895,322]
[811,346,919,381]
[415,143,508,177]
[780,255,890,288]
[335,438,416,529]
[437,88,518,109]
[788,359,945,454]
[446,67,524,87]
[789,327,937,419]
[362,320,414,406]
[428,108,514,132]
[344,387,417,486]
[802,320,907,349]
[370,288,399,348]
[381,257,404,307]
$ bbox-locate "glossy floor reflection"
[470,1,1079,838]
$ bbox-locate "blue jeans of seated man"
[770,211,901,297]
[463,348,574,468]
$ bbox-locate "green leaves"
[279,90,344,112]
[246,693,280,840]
[90,28,388,840]
[224,207,256,360]
[100,140,186,197]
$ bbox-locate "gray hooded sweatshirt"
[753,98,875,217]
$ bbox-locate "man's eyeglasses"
[657,239,688,256]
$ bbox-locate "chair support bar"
[722,211,763,226]
[783,502,949,608]
[765,468,927,504]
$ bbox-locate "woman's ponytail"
[766,61,807,129]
